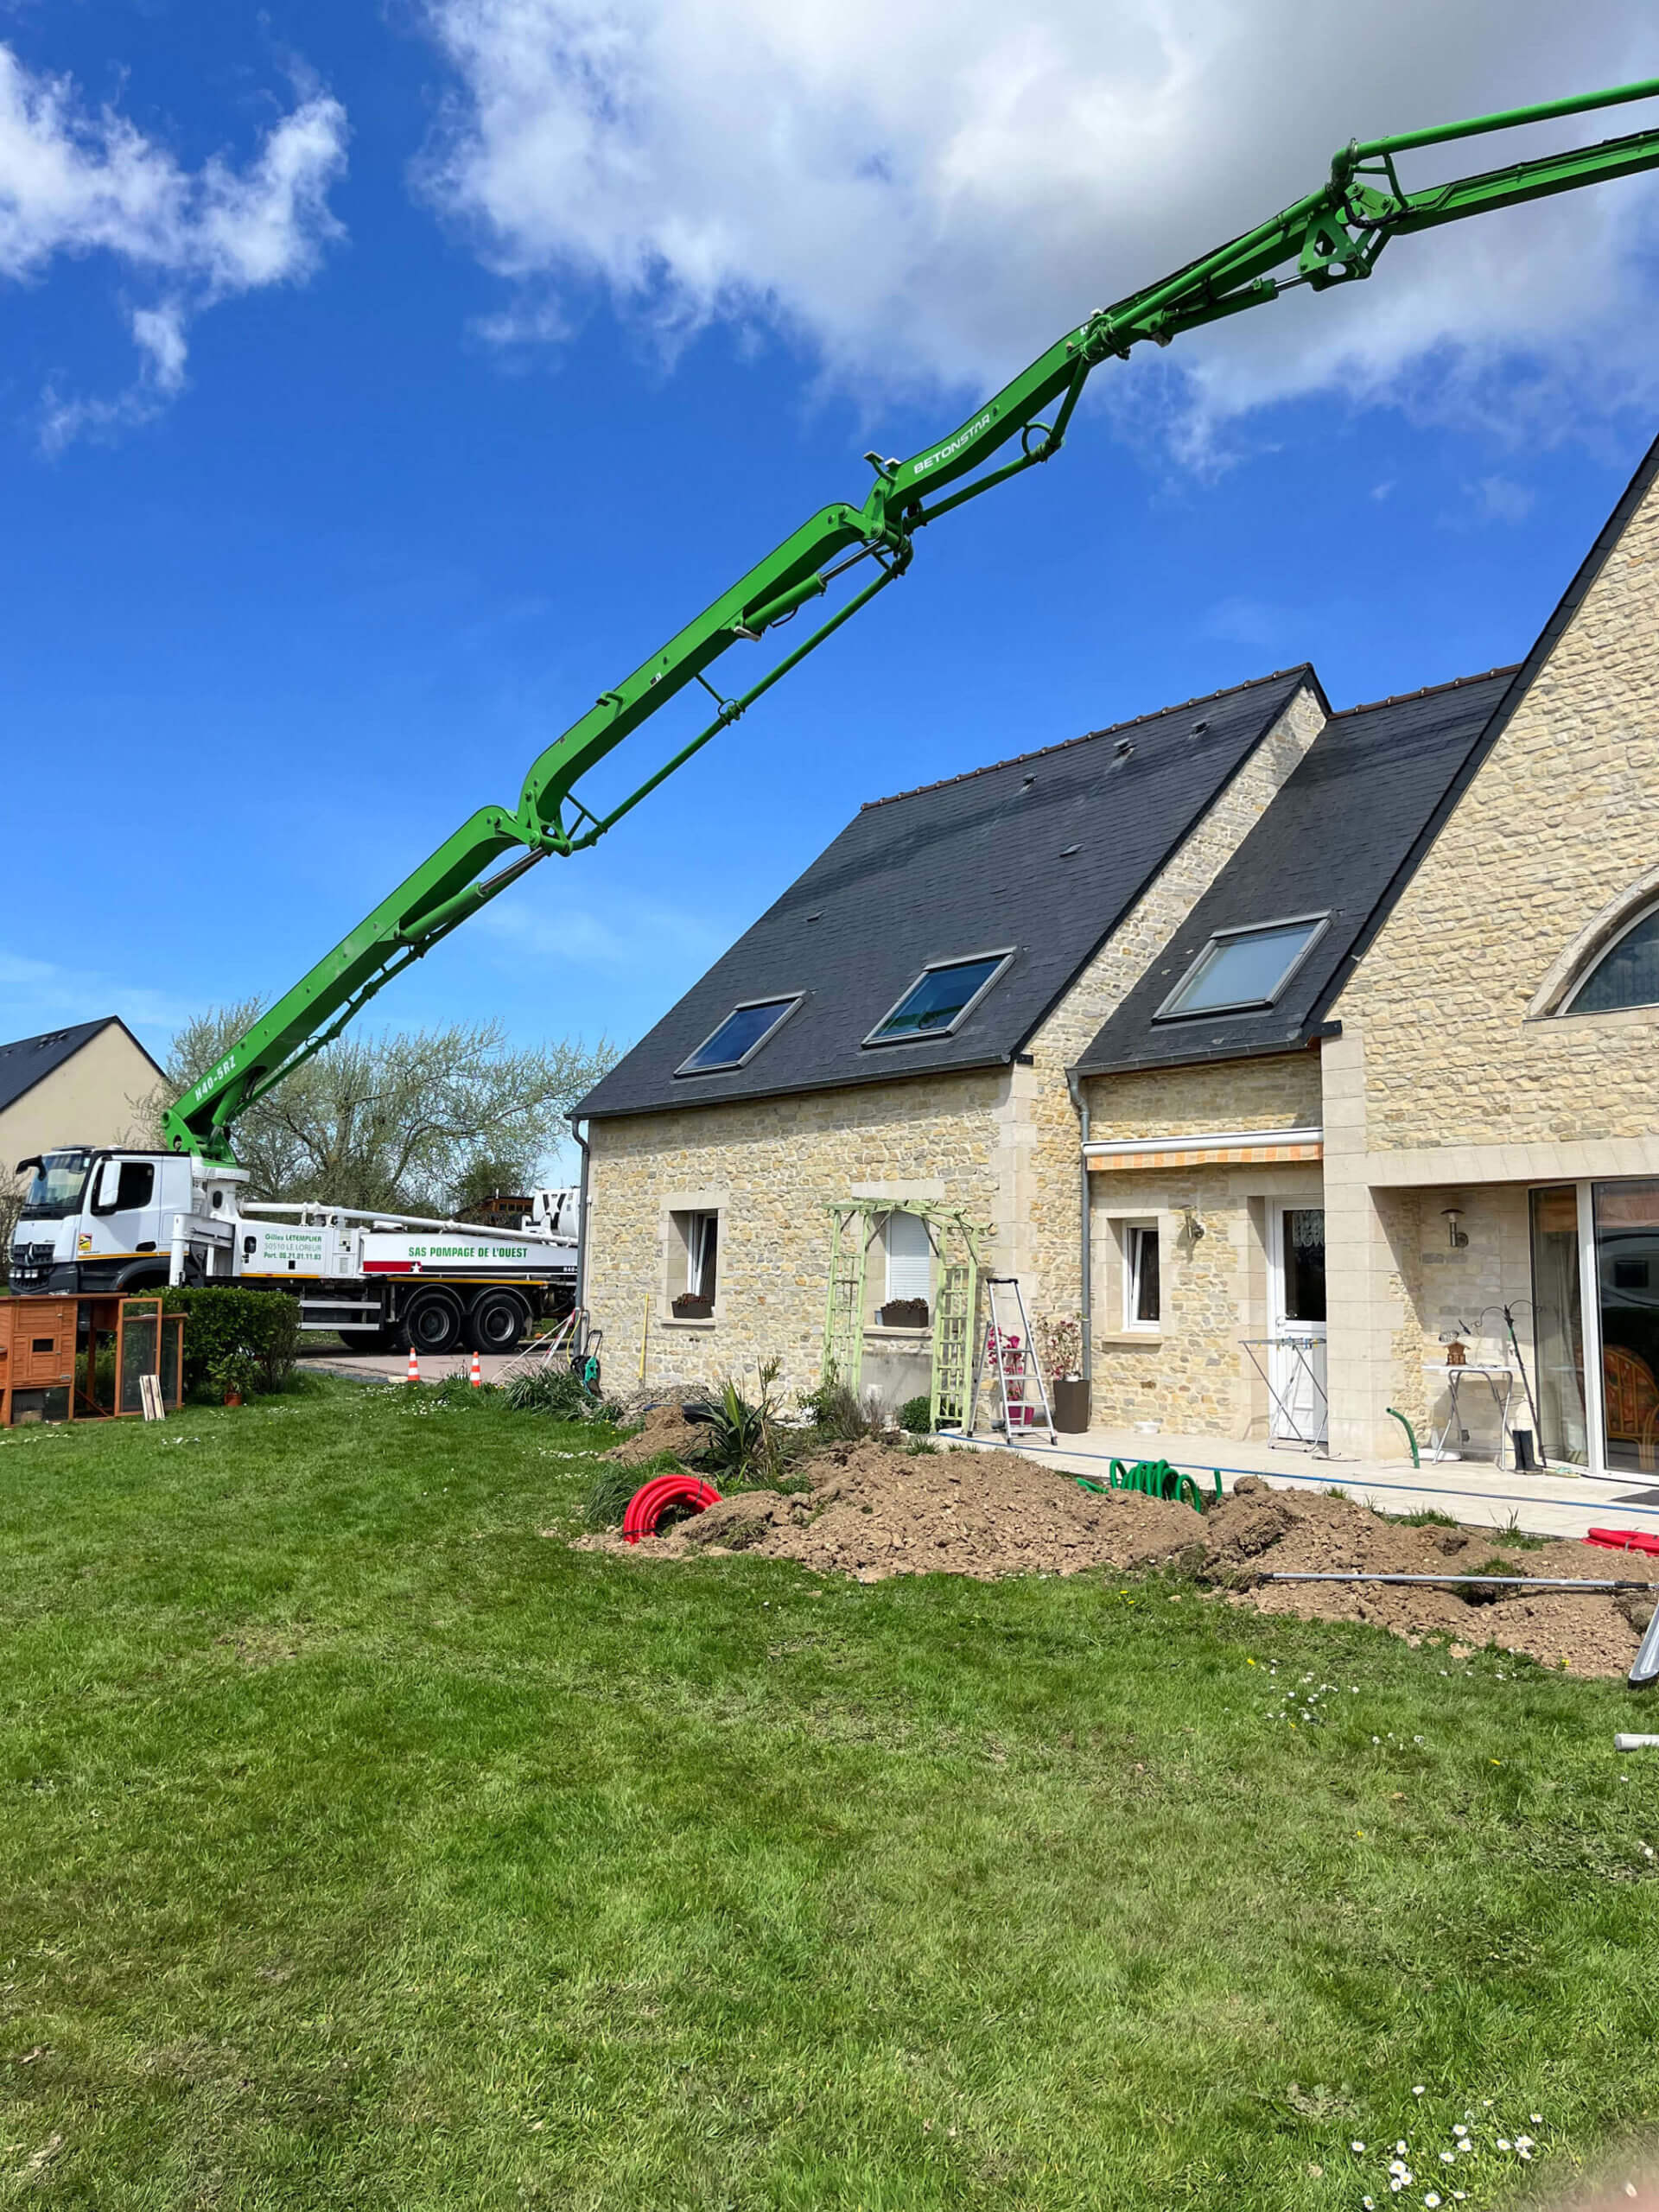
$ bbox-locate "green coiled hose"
[1075,1459,1220,1515]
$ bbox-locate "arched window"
[1564,900,1659,1015]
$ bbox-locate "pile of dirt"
[587,1437,1200,1578]
[604,1401,706,1466]
[604,1380,702,1426]
[579,1441,1653,1675]
[1215,1476,1647,1676]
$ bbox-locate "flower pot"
[1051,1377,1090,1433]
[223,1389,244,1408]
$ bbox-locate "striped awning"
[1084,1126,1323,1173]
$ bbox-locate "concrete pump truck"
[15,73,1659,1357]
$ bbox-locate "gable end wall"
[1330,469,1659,1150]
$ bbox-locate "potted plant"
[209,1347,259,1408]
[1036,1313,1088,1432]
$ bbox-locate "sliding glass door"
[1529,1186,1588,1468]
[1594,1179,1659,1475]
[1529,1178,1659,1475]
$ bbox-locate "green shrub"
[686,1362,783,1484]
[798,1373,876,1442]
[504,1364,608,1418]
[156,1287,302,1396]
[425,1373,498,1409]
[898,1394,932,1434]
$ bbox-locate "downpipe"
[569,1112,591,1323]
[1066,1068,1091,1385]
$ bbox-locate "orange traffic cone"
[469,1349,482,1389]
[405,1343,420,1383]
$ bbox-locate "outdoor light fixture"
[1442,1205,1469,1249]
[1183,1208,1206,1243]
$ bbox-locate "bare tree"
[150,1004,615,1214]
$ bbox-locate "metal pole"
[1266,1571,1657,1591]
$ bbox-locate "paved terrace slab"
[940,1423,1659,1543]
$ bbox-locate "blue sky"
[4,1,1659,1132]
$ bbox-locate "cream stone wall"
[1082,1050,1323,1145]
[1014,680,1326,1324]
[1086,1160,1324,1434]
[1330,470,1659,1153]
[1322,463,1659,1459]
[1078,1052,1327,1433]
[586,1070,1005,1399]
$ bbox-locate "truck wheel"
[404,1288,464,1357]
[467,1288,529,1355]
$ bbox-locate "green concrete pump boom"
[165,73,1659,1160]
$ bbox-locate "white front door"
[1269,1205,1328,1444]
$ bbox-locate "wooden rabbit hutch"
[0,1294,185,1426]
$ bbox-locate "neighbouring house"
[575,430,1659,1478]
[2,1019,164,1275]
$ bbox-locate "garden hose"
[1386,1407,1421,1467]
[1076,1459,1219,1515]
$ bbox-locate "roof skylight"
[865,952,1014,1046]
[1154,915,1328,1020]
[676,995,803,1076]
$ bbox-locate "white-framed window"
[880,1210,933,1321]
[668,1208,720,1317]
[1122,1221,1161,1329]
[1154,913,1329,1020]
[864,950,1014,1046]
[677,995,803,1076]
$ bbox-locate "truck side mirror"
[244,1235,257,1256]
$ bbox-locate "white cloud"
[475,891,731,975]
[0,44,348,446]
[1473,473,1537,524]
[416,0,1659,449]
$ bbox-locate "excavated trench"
[575,1421,1649,1678]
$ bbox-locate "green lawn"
[2,1382,1656,2209]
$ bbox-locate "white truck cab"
[11,1146,195,1297]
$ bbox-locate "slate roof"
[577,667,1322,1120]
[0,1017,158,1128]
[1074,669,1519,1077]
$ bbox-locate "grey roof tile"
[578,667,1319,1119]
[1074,670,1519,1076]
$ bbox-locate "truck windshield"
[19,1147,93,1221]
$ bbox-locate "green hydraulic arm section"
[166,73,1659,1160]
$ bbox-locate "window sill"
[864,1324,931,1342]
[1096,1329,1165,1346]
[660,1316,717,1331]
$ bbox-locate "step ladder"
[968,1278,1057,1445]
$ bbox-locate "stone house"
[3,1019,163,1278]
[575,431,1659,1478]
